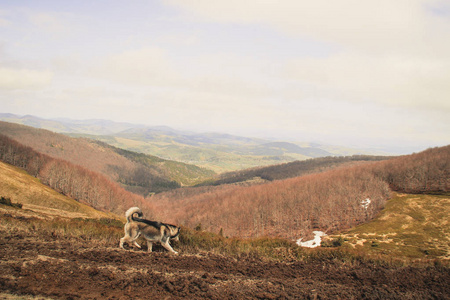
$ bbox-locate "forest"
[148,146,449,239]
[0,134,154,216]
[199,154,391,186]
[0,121,448,240]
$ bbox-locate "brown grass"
[0,161,117,219]
[326,193,450,260]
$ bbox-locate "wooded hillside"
[199,155,391,186]
[149,146,449,239]
[0,134,155,216]
[0,121,214,195]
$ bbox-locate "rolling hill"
[1,115,448,250]
[198,155,391,187]
[0,122,448,258]
[0,121,214,196]
[148,146,449,241]
[0,123,448,299]
[0,113,387,172]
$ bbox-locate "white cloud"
[91,48,279,101]
[0,18,10,27]
[164,1,450,112]
[0,67,53,90]
[27,12,67,34]
[165,0,450,54]
[91,47,182,86]
[285,53,450,111]
[1,1,448,151]
[0,9,11,27]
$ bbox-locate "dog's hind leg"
[120,226,140,249]
[120,235,132,249]
[132,232,142,248]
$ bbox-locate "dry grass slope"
[0,161,117,219]
[329,193,450,260]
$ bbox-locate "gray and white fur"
[119,207,180,254]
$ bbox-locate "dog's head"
[170,226,180,241]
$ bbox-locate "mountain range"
[0,113,388,172]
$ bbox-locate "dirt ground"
[1,227,449,299]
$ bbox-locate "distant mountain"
[258,142,332,157]
[0,113,141,135]
[0,121,214,196]
[0,113,388,172]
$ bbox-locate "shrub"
[322,236,345,247]
[333,236,345,247]
[0,196,22,209]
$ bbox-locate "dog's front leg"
[161,242,178,255]
[147,242,153,252]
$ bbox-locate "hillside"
[0,133,159,216]
[0,113,387,172]
[1,117,448,244]
[1,186,448,299]
[2,209,448,300]
[328,193,450,259]
[0,121,214,195]
[0,138,448,298]
[0,160,115,219]
[148,146,449,240]
[199,155,391,186]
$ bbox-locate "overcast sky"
[1,0,449,153]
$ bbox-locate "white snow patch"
[361,198,371,210]
[296,231,327,248]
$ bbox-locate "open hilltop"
[1,190,449,299]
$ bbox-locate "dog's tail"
[125,207,143,223]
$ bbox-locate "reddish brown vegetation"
[1,119,448,242]
[150,146,449,239]
[202,155,390,186]
[0,121,192,195]
[0,134,154,216]
[374,146,450,194]
[151,166,391,239]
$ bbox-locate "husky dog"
[119,207,180,254]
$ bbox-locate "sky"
[1,0,449,153]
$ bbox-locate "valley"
[0,117,449,299]
[0,113,388,173]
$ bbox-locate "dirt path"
[1,229,449,299]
